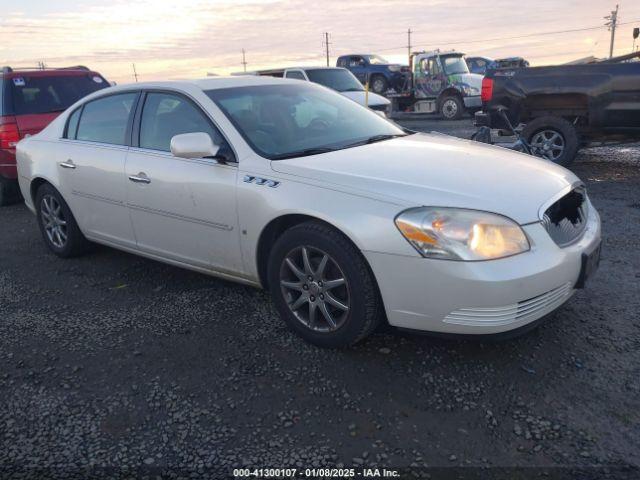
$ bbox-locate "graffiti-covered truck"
[389,50,483,120]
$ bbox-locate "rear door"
[59,91,139,247]
[125,90,242,273]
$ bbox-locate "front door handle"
[128,173,151,184]
[59,160,76,169]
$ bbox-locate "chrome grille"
[443,283,573,327]
[543,188,588,247]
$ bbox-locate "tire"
[35,183,89,258]
[440,95,464,120]
[268,221,383,348]
[522,116,580,167]
[370,75,388,95]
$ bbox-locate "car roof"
[106,75,307,93]
[0,68,102,79]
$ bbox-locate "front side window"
[76,93,137,145]
[206,83,404,160]
[442,56,470,75]
[139,92,228,155]
[368,55,389,65]
[305,69,363,92]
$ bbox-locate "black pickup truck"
[474,52,640,166]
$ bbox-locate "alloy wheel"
[41,194,68,248]
[279,246,350,332]
[530,129,565,161]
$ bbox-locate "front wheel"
[370,75,388,95]
[268,221,383,348]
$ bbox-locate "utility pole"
[605,4,619,58]
[241,49,248,72]
[323,32,331,67]
[132,63,138,82]
[407,28,412,65]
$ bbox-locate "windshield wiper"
[364,134,407,144]
[341,88,365,92]
[271,147,337,160]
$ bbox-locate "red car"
[0,66,109,205]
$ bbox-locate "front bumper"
[365,205,601,335]
[463,96,482,108]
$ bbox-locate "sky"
[1,0,639,84]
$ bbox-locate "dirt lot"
[1,118,639,479]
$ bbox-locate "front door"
[125,91,242,273]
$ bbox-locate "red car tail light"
[481,77,494,103]
[0,116,20,150]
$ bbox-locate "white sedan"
[16,76,601,347]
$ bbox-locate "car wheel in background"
[522,116,579,167]
[35,183,89,258]
[370,75,388,95]
[268,221,383,348]
[440,96,464,120]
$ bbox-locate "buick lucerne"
[16,77,601,347]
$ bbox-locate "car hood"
[270,133,579,224]
[340,90,390,107]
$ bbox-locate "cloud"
[1,0,639,83]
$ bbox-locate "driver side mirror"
[170,132,220,160]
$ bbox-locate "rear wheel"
[35,183,89,257]
[522,116,580,167]
[440,95,464,120]
[268,221,382,348]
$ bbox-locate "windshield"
[9,74,108,115]
[305,69,364,92]
[368,55,389,65]
[206,83,404,160]
[441,56,470,75]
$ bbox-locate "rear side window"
[65,108,81,139]
[76,93,136,145]
[9,74,108,115]
[139,92,226,153]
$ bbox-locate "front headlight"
[395,207,530,261]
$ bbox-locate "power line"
[346,19,640,55]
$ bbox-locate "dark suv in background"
[336,54,408,95]
[0,66,109,205]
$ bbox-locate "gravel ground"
[1,118,639,479]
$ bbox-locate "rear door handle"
[128,173,151,184]
[59,160,76,169]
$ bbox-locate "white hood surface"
[458,73,483,90]
[340,90,390,108]
[271,133,578,224]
